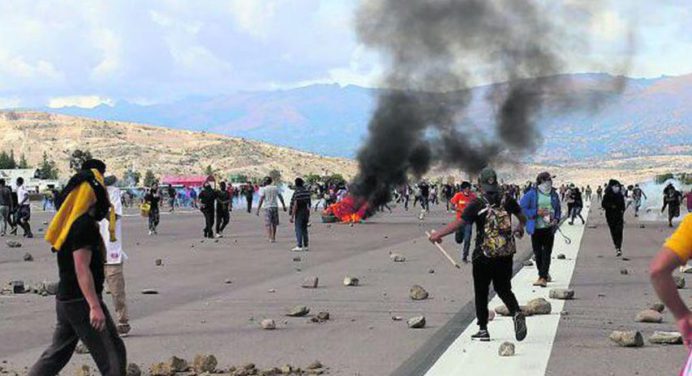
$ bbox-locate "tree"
[304,173,322,185]
[143,170,158,187]
[204,165,214,176]
[36,152,59,180]
[268,169,282,184]
[123,169,141,186]
[69,149,93,172]
[0,151,12,169]
[8,150,16,169]
[18,153,29,169]
[327,173,346,186]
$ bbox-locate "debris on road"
[498,342,515,357]
[620,268,629,275]
[302,276,319,289]
[407,316,426,328]
[287,305,310,317]
[126,363,142,376]
[6,240,21,248]
[673,275,685,289]
[389,252,406,262]
[192,354,217,373]
[649,303,665,313]
[526,298,552,315]
[343,276,359,286]
[261,319,276,330]
[556,254,566,260]
[23,253,33,262]
[649,331,683,345]
[409,285,429,300]
[75,342,89,354]
[141,289,159,295]
[634,309,663,323]
[549,289,575,300]
[609,330,644,347]
[155,259,162,266]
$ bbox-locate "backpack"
[478,195,516,258]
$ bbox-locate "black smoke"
[350,0,632,205]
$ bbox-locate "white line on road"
[425,207,590,376]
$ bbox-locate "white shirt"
[260,185,280,208]
[100,186,126,265]
[17,185,29,206]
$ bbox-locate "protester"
[662,183,683,228]
[568,187,585,225]
[520,172,561,287]
[167,184,176,212]
[244,181,254,213]
[215,181,231,237]
[256,176,287,243]
[585,185,592,201]
[596,185,603,201]
[189,187,198,209]
[290,177,311,252]
[29,159,126,376]
[602,179,626,257]
[429,167,527,342]
[650,214,692,368]
[0,179,13,236]
[631,184,647,217]
[98,176,130,336]
[199,182,216,239]
[15,177,33,238]
[419,181,430,211]
[144,183,161,235]
[450,181,476,263]
[442,183,454,211]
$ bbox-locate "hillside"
[45,73,692,162]
[0,111,357,180]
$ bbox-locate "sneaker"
[471,329,490,342]
[532,278,543,286]
[462,257,469,264]
[117,323,131,336]
[291,246,303,252]
[302,246,309,252]
[25,233,33,239]
[513,312,527,341]
[214,233,222,239]
[616,248,622,257]
[148,230,153,236]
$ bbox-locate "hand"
[677,313,692,348]
[428,231,443,244]
[513,227,524,239]
[290,217,294,223]
[90,306,106,332]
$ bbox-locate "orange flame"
[323,195,370,223]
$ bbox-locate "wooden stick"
[425,231,461,269]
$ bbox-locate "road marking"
[425,208,590,376]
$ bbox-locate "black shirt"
[0,186,12,207]
[291,187,312,214]
[144,192,160,210]
[57,215,105,301]
[216,190,231,211]
[461,194,522,260]
[199,188,216,211]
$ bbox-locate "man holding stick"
[429,167,527,342]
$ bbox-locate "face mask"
[538,181,552,193]
[612,186,620,194]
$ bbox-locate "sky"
[0,0,689,108]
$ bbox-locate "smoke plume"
[351,0,633,205]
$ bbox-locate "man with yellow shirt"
[650,214,692,352]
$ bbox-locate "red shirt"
[451,191,477,220]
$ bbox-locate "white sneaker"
[148,230,153,236]
[214,233,222,239]
[291,246,303,252]
[302,246,309,252]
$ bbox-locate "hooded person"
[430,167,528,343]
[602,179,626,257]
[520,172,561,287]
[98,175,130,335]
[30,159,126,376]
[662,183,683,228]
[198,181,217,238]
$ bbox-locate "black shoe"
[462,257,469,264]
[471,329,490,342]
[513,312,527,342]
[615,248,622,257]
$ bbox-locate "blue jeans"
[460,223,473,259]
[294,211,309,247]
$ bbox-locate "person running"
[650,214,692,364]
[244,181,254,213]
[0,179,13,236]
[144,183,161,235]
[450,181,476,263]
[520,172,561,288]
[290,177,311,252]
[199,183,216,239]
[29,159,126,376]
[631,184,647,217]
[167,185,176,212]
[662,183,683,228]
[215,181,231,237]
[602,179,626,257]
[98,176,130,336]
[568,187,585,225]
[429,167,527,342]
[256,176,287,243]
[419,182,430,211]
[15,177,33,238]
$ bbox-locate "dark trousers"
[216,209,229,234]
[202,209,215,237]
[456,223,473,259]
[605,211,624,249]
[148,208,160,231]
[294,211,309,247]
[29,298,126,376]
[531,228,555,279]
[17,204,32,236]
[246,197,253,213]
[473,256,520,329]
[570,206,584,223]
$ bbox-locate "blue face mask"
[538,181,552,193]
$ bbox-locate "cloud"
[48,95,114,108]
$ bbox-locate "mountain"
[41,73,692,163]
[0,111,356,180]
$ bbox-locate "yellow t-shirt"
[665,214,692,262]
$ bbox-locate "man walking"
[631,184,647,217]
[450,181,476,263]
[256,176,287,243]
[199,183,216,239]
[0,179,13,236]
[16,177,33,238]
[244,181,254,213]
[29,159,126,376]
[290,178,312,252]
[215,181,231,237]
[167,185,176,212]
[520,172,561,287]
[429,168,527,342]
[99,176,130,336]
[662,184,683,228]
[602,179,626,257]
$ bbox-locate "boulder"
[498,341,515,357]
[302,276,319,289]
[192,354,217,373]
[9,280,25,294]
[407,316,426,329]
[23,253,33,262]
[343,276,359,286]
[409,285,429,300]
[673,275,685,289]
[494,305,532,317]
[261,319,276,330]
[316,311,330,321]
[609,330,644,347]
[306,361,323,370]
[287,305,310,317]
[149,363,174,376]
[166,356,188,372]
[428,268,435,274]
[155,259,162,266]
[649,331,683,345]
[649,303,665,313]
[6,240,21,248]
[556,254,566,260]
[549,289,575,300]
[126,363,142,376]
[634,309,663,323]
[390,253,406,262]
[526,298,552,315]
